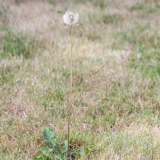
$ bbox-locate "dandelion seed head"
[63,11,79,26]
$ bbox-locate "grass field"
[0,0,160,159]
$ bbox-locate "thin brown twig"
[68,25,73,160]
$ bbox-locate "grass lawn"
[0,0,160,159]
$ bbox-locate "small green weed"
[35,128,68,160]
[35,128,89,160]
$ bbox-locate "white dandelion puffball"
[63,11,79,26]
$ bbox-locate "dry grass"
[0,0,160,159]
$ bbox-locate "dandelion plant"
[63,11,79,159]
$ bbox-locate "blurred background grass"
[0,0,160,159]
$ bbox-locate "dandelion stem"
[68,25,73,160]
